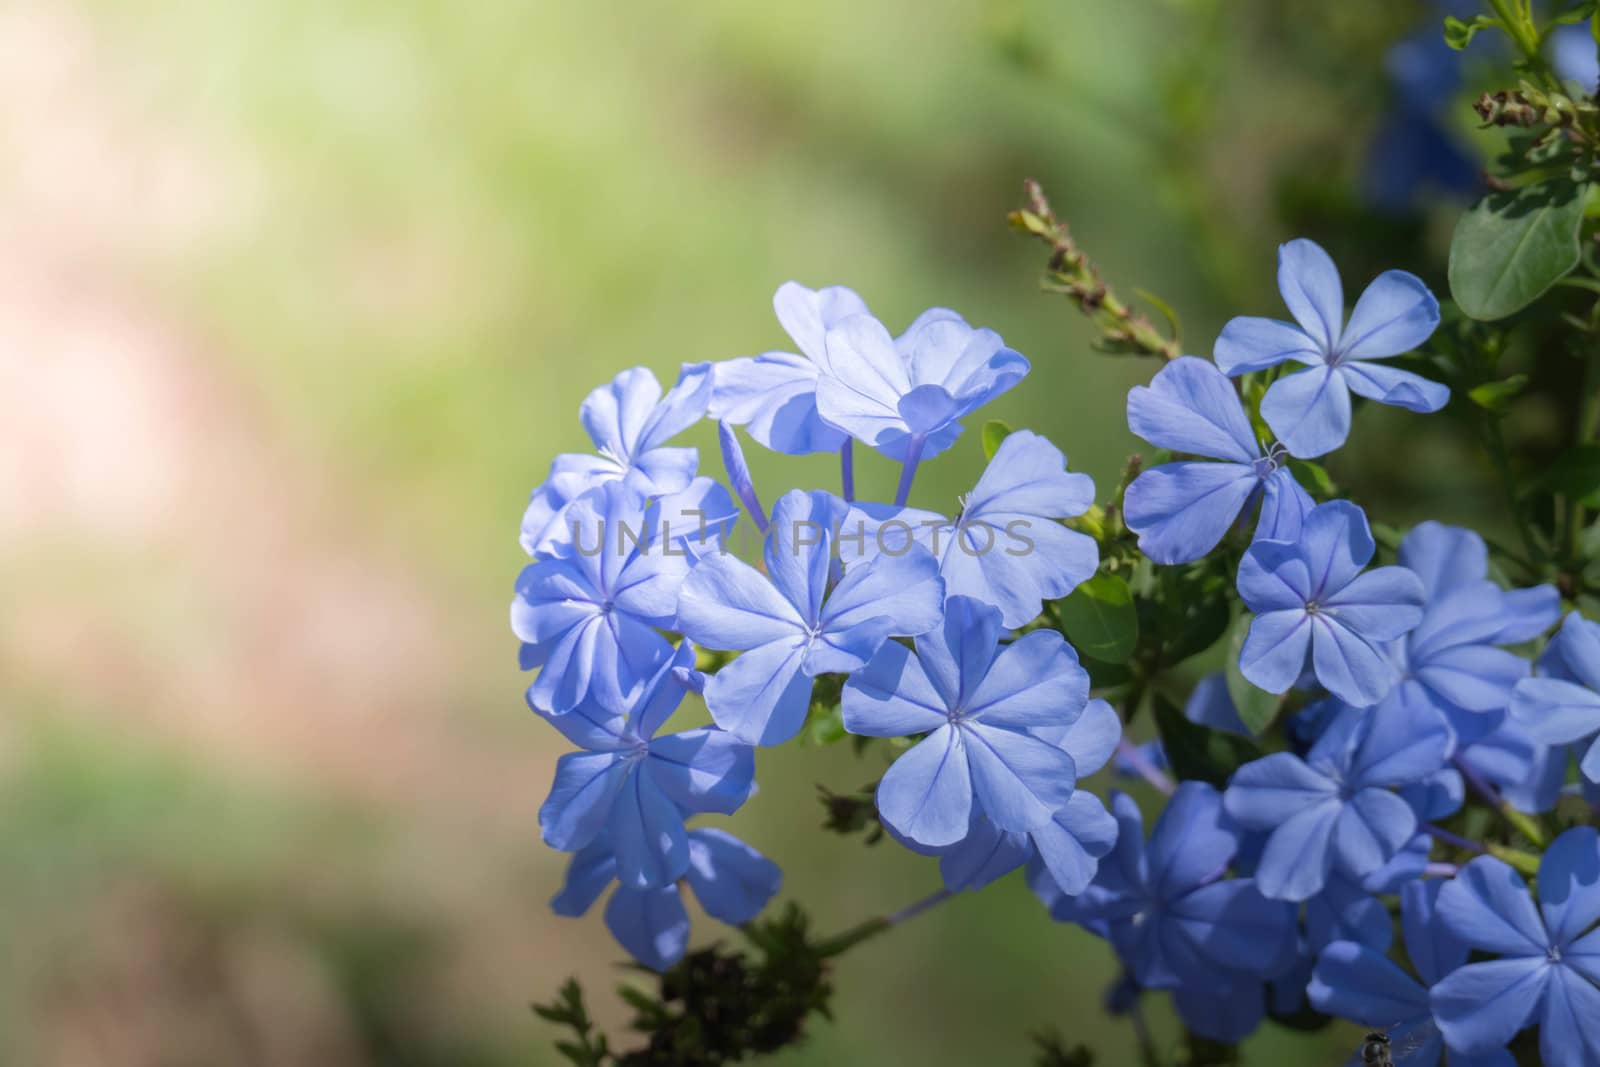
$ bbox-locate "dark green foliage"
[1151,695,1264,790]
[816,782,884,844]
[534,905,833,1067]
[1031,1030,1096,1067]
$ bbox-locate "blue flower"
[1510,611,1600,788]
[1123,356,1313,564]
[844,429,1099,628]
[1214,239,1445,458]
[1430,827,1600,1066]
[552,827,781,971]
[1184,673,1248,736]
[537,643,756,889]
[676,489,945,746]
[1311,880,1517,1067]
[840,596,1089,848]
[936,698,1122,894]
[1236,500,1425,706]
[521,363,712,556]
[708,282,864,455]
[814,308,1029,463]
[1223,702,1450,901]
[1393,522,1557,724]
[514,482,705,712]
[1044,783,1299,991]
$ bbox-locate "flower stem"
[1454,755,1549,847]
[812,886,956,959]
[1425,862,1460,879]
[1116,738,1176,797]
[894,436,925,507]
[839,439,856,503]
[1424,824,1542,875]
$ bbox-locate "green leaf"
[1223,614,1284,736]
[1443,14,1500,50]
[1467,374,1530,411]
[1286,458,1335,498]
[981,419,1014,460]
[1449,181,1588,321]
[1053,573,1139,664]
[1152,694,1263,789]
[1528,443,1600,506]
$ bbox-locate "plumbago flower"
[708,282,861,456]
[843,430,1099,628]
[1043,783,1299,998]
[933,698,1122,895]
[521,363,713,556]
[1430,827,1600,1067]
[676,490,945,746]
[1236,500,1426,706]
[537,643,756,890]
[514,481,710,713]
[552,828,782,972]
[1123,356,1313,564]
[1214,238,1446,458]
[817,308,1029,466]
[1510,611,1600,787]
[1222,702,1452,901]
[1311,880,1516,1067]
[840,596,1089,848]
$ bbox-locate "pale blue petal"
[937,517,1099,628]
[1308,940,1427,1025]
[1237,538,1314,610]
[967,630,1090,733]
[1184,673,1248,736]
[1056,697,1123,774]
[1213,316,1324,375]
[1416,645,1529,714]
[1277,238,1345,351]
[608,769,690,890]
[550,840,619,917]
[1494,584,1562,644]
[1126,356,1260,461]
[876,725,973,848]
[1331,788,1416,879]
[1437,855,1548,955]
[820,544,944,636]
[814,313,912,448]
[1124,461,1259,565]
[605,885,689,971]
[840,640,951,737]
[1146,781,1239,897]
[1311,615,1399,707]
[675,553,804,651]
[1225,753,1339,829]
[1167,879,1298,976]
[764,490,849,625]
[683,828,781,925]
[647,728,755,815]
[1350,698,1452,788]
[964,429,1097,516]
[1322,566,1426,640]
[702,636,813,747]
[1257,467,1313,542]
[1261,366,1353,458]
[1430,958,1548,1055]
[1252,799,1341,901]
[1553,609,1600,689]
[1301,499,1377,595]
[1031,791,1119,895]
[1340,360,1450,413]
[939,816,1031,892]
[1238,610,1313,694]
[1538,826,1600,948]
[708,352,847,455]
[1400,520,1489,600]
[1339,270,1440,361]
[540,751,631,852]
[1541,964,1600,1067]
[1509,677,1600,747]
[963,721,1077,833]
[581,367,663,460]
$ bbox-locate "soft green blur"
[1,0,1463,1063]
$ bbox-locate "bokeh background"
[0,0,1526,1063]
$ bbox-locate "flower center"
[1253,442,1289,479]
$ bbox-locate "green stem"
[1488,842,1544,877]
[811,887,955,958]
[1487,0,1561,92]
[1571,347,1600,553]
[1483,417,1542,568]
[1455,755,1550,848]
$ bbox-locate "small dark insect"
[1344,1025,1430,1067]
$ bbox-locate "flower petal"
[540,751,631,852]
[1338,269,1440,361]
[605,885,690,972]
[676,553,805,651]
[1261,366,1353,458]
[1124,461,1259,565]
[1308,940,1428,1025]
[702,637,814,747]
[1430,957,1549,1055]
[1031,791,1119,895]
[1147,781,1240,898]
[1055,697,1123,774]
[550,840,618,917]
[939,816,1031,893]
[1225,753,1339,829]
[1437,855,1548,956]
[1541,963,1600,1067]
[708,352,847,455]
[1214,316,1324,376]
[841,640,952,737]
[966,630,1089,733]
[647,728,755,815]
[1126,356,1261,461]
[772,280,872,363]
[1237,610,1313,694]
[821,545,944,637]
[1311,615,1398,708]
[1322,565,1426,640]
[684,827,782,925]
[875,725,973,848]
[1331,788,1416,880]
[1538,826,1600,949]
[1252,798,1341,901]
[1509,677,1600,747]
[963,722,1078,834]
[1277,238,1345,352]
[1340,360,1450,413]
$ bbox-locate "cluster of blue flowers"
[515,282,1104,969]
[515,245,1600,1062]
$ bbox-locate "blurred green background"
[0,0,1503,1063]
